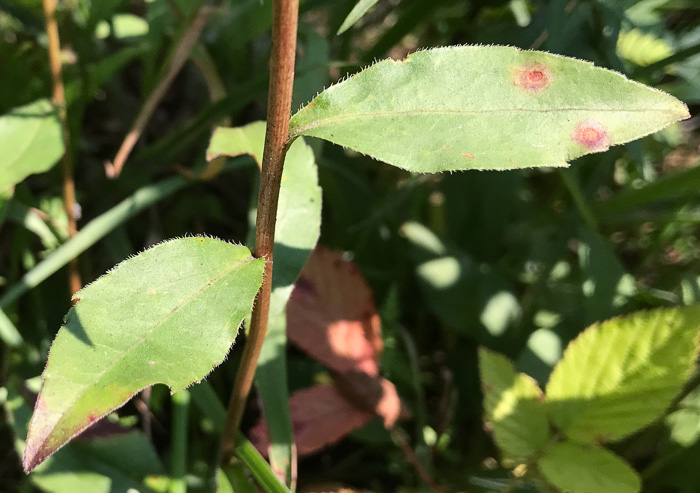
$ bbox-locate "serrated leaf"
[337,0,381,35]
[0,99,65,191]
[538,440,641,493]
[24,237,264,471]
[546,305,700,443]
[479,348,550,462]
[289,46,689,172]
[207,121,321,484]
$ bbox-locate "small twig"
[42,0,81,297]
[390,427,446,493]
[106,5,213,178]
[219,0,300,467]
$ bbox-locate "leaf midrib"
[289,106,677,138]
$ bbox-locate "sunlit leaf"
[617,28,672,67]
[479,348,549,462]
[287,246,382,376]
[24,237,264,471]
[0,99,64,191]
[290,46,689,172]
[538,440,641,493]
[546,305,700,443]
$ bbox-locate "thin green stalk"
[189,381,290,493]
[560,169,598,231]
[6,202,61,250]
[0,309,22,348]
[233,438,291,493]
[169,390,191,493]
[0,176,185,310]
[635,40,700,78]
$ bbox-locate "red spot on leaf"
[462,153,475,159]
[572,119,609,150]
[513,62,552,92]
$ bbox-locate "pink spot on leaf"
[513,62,552,92]
[572,119,609,150]
[462,153,475,159]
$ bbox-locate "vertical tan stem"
[107,5,212,178]
[42,0,81,296]
[219,0,299,466]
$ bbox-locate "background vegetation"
[1,0,699,491]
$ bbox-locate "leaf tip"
[22,433,49,473]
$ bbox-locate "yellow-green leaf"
[479,347,549,462]
[0,99,64,191]
[546,305,700,443]
[539,440,641,493]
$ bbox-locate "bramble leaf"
[479,348,549,462]
[290,46,689,172]
[0,99,64,191]
[538,440,641,493]
[24,237,264,471]
[546,305,700,443]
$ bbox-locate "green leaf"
[478,348,550,462]
[208,121,322,483]
[0,185,12,234]
[546,305,700,443]
[577,228,634,324]
[289,46,689,172]
[337,0,381,35]
[0,99,65,191]
[24,237,264,471]
[538,440,641,493]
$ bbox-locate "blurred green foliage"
[0,0,699,491]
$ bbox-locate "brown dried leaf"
[249,385,373,457]
[287,246,382,375]
[332,371,409,428]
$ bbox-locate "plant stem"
[219,0,299,467]
[169,390,190,493]
[42,0,81,296]
[107,3,211,178]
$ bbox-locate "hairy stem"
[42,0,81,296]
[219,0,299,466]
